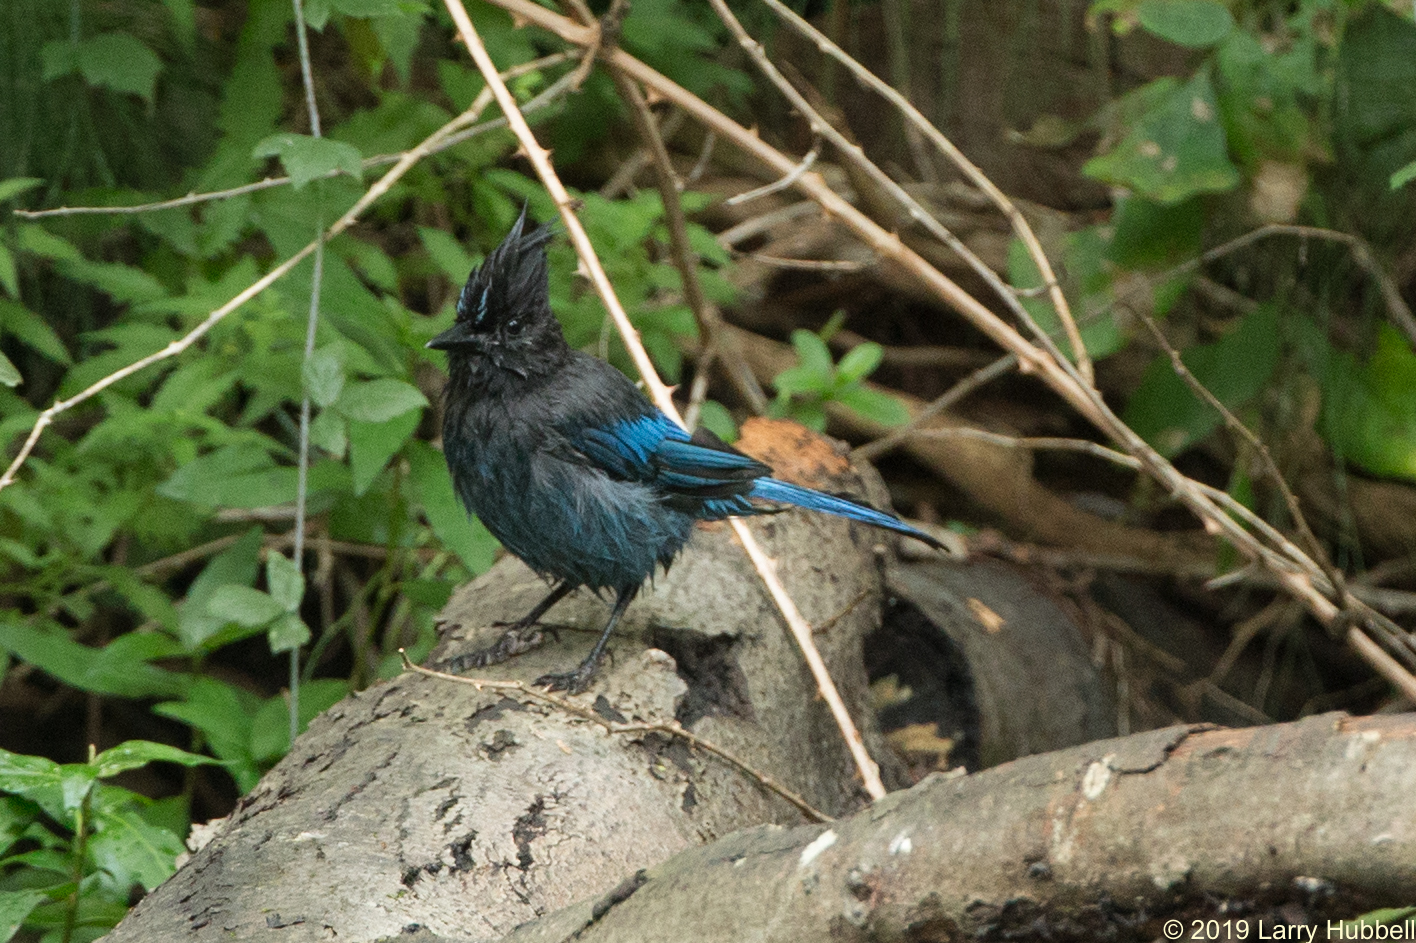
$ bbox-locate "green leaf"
[418,226,477,282]
[266,613,310,654]
[789,329,834,380]
[177,529,262,650]
[1124,304,1280,456]
[161,0,197,44]
[330,0,405,16]
[772,364,827,396]
[0,795,36,856]
[1136,0,1232,48]
[0,622,189,700]
[1319,325,1416,480]
[0,352,18,388]
[348,409,420,495]
[1106,195,1205,269]
[88,802,185,891]
[41,34,164,102]
[252,134,364,189]
[91,741,216,779]
[248,680,349,763]
[206,586,284,628]
[0,890,48,942]
[1083,71,1241,204]
[153,680,261,791]
[0,178,42,204]
[695,400,738,443]
[835,343,884,384]
[265,554,305,613]
[335,378,428,422]
[309,408,348,459]
[0,749,61,800]
[1392,159,1416,191]
[0,245,15,299]
[835,385,911,427]
[302,346,345,408]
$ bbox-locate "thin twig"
[601,40,769,417]
[855,354,1016,461]
[711,0,1088,387]
[0,98,497,493]
[399,652,831,822]
[1131,306,1342,602]
[716,201,819,248]
[733,253,865,273]
[904,428,1144,469]
[13,52,579,220]
[758,0,1089,383]
[443,0,884,798]
[724,138,822,207]
[287,0,325,744]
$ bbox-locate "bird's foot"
[535,656,601,695]
[444,621,557,672]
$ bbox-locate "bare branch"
[723,138,821,207]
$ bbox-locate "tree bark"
[504,713,1416,943]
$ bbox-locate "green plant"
[0,0,741,935]
[0,741,215,943]
[1074,0,1416,484]
[770,323,910,431]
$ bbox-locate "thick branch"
[508,713,1416,943]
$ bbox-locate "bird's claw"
[446,622,550,671]
[535,660,600,695]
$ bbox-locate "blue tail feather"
[748,479,943,549]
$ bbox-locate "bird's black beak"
[427,322,472,351]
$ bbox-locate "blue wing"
[573,412,769,514]
[570,411,942,547]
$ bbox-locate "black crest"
[456,207,555,335]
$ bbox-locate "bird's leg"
[536,585,639,694]
[444,580,575,672]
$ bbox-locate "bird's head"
[427,207,567,380]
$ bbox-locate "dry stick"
[724,138,821,207]
[13,52,579,220]
[289,0,327,743]
[735,254,864,273]
[476,0,1416,705]
[399,652,832,822]
[758,0,1089,384]
[0,98,497,494]
[709,0,1088,389]
[855,353,1017,462]
[605,54,770,416]
[1187,224,1415,350]
[1132,307,1336,586]
[443,0,886,799]
[716,201,819,247]
[907,427,1144,469]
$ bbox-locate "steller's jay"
[428,209,942,693]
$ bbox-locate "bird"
[427,208,942,693]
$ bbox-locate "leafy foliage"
[0,742,214,942]
[771,324,909,431]
[0,0,741,938]
[1079,0,1416,484]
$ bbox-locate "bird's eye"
[505,318,519,331]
